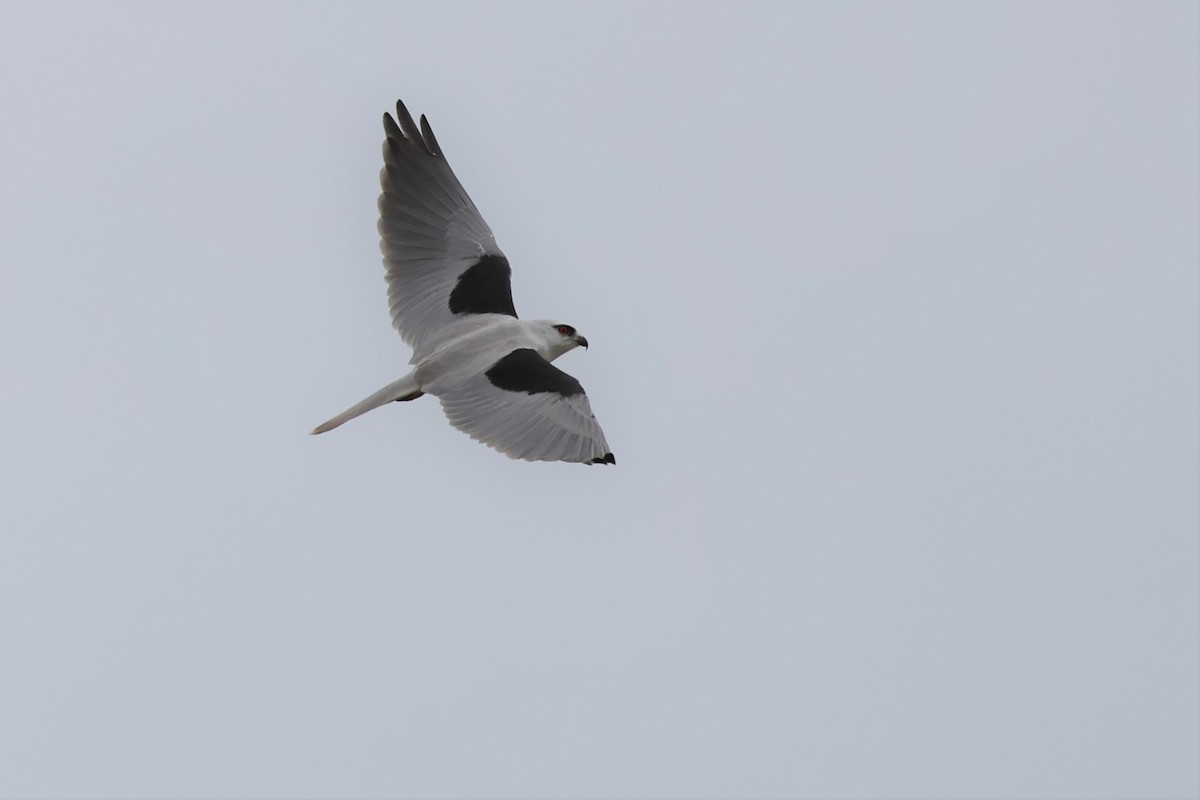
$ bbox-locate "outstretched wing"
[438,349,615,465]
[378,100,516,353]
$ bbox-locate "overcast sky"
[1,2,1197,798]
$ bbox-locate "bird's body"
[312,100,614,465]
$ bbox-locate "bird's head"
[535,321,589,361]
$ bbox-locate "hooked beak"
[575,335,589,350]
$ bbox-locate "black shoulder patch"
[448,254,517,317]
[590,453,616,465]
[486,349,584,396]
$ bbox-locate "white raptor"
[311,100,615,465]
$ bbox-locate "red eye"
[557,325,573,336]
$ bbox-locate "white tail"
[310,374,422,435]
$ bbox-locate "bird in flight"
[311,100,615,465]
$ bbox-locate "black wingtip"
[419,113,443,157]
[393,99,422,144]
[589,453,616,465]
[382,111,401,137]
[395,98,412,123]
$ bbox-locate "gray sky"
[1,2,1197,798]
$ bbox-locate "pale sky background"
[0,2,1197,798]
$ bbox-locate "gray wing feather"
[379,101,507,352]
[438,372,613,465]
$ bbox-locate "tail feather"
[310,374,421,435]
